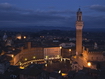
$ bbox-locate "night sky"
[0,0,105,28]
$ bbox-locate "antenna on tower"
[78,6,81,12]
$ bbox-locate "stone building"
[72,8,105,70]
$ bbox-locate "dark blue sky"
[0,0,105,28]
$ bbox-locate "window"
[96,57,98,60]
[79,16,81,21]
[91,57,93,60]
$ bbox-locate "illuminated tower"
[76,8,84,55]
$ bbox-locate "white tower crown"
[76,8,83,30]
[77,8,82,21]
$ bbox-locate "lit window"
[91,57,93,60]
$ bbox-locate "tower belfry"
[76,8,84,55]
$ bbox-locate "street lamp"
[11,55,14,58]
[58,70,61,73]
[24,36,26,39]
[69,49,71,52]
[33,56,36,59]
[25,58,27,61]
[60,46,62,49]
[87,62,91,67]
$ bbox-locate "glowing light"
[24,36,26,39]
[11,55,14,58]
[45,64,47,67]
[69,49,71,51]
[73,56,76,59]
[13,48,15,50]
[40,36,44,38]
[33,56,36,59]
[61,58,63,61]
[20,66,24,69]
[31,62,33,64]
[17,36,21,39]
[46,56,48,59]
[61,73,67,77]
[25,58,27,61]
[57,55,60,58]
[60,46,62,49]
[51,57,54,59]
[58,70,61,73]
[19,62,22,65]
[87,62,91,67]
[64,58,66,61]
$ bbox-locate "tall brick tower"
[76,8,84,55]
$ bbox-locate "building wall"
[13,42,44,65]
[44,47,61,59]
[83,50,88,61]
[14,53,22,65]
[13,42,61,65]
[88,52,105,61]
[83,48,105,62]
[61,48,75,58]
[82,49,105,69]
[76,30,82,55]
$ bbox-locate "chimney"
[28,42,31,50]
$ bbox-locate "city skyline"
[0,0,105,29]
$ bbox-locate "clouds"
[0,9,74,27]
[0,3,75,27]
[83,4,105,28]
[0,3,17,12]
[0,3,12,9]
[89,5,105,12]
[0,3,34,14]
[0,3,105,29]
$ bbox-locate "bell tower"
[76,8,84,55]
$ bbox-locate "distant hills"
[0,26,74,32]
[0,26,105,32]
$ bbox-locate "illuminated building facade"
[44,47,61,59]
[11,42,62,65]
[76,8,83,55]
[73,8,105,70]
